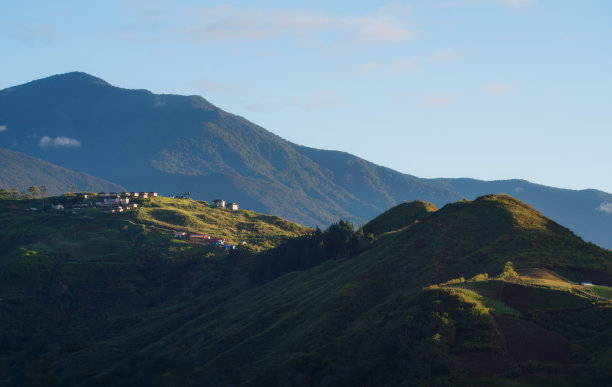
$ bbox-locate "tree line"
[249,220,375,284]
[0,185,78,200]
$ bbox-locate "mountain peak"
[0,71,111,95]
[365,199,437,235]
[47,71,110,85]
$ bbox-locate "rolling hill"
[1,194,611,385]
[1,72,611,248]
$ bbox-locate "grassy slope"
[0,195,311,386]
[363,199,437,236]
[1,194,612,385]
[136,196,309,249]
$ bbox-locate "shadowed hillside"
[1,194,610,385]
[0,147,125,194]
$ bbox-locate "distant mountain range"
[1,72,610,248]
[0,147,125,195]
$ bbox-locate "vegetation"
[250,220,368,283]
[0,193,611,385]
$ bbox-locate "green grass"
[589,285,612,300]
[441,286,520,316]
[137,197,311,249]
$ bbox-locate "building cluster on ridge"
[49,191,158,214]
[48,192,243,249]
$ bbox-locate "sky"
[1,0,611,193]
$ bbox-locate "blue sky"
[1,0,611,192]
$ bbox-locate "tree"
[40,185,48,207]
[0,188,9,199]
[27,186,40,198]
[10,188,19,199]
[499,261,520,283]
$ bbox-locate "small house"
[149,192,159,197]
[130,192,140,198]
[213,199,225,208]
[189,233,205,239]
[140,192,149,199]
[51,204,64,210]
[174,231,187,238]
[120,198,130,205]
[98,192,106,197]
[581,282,593,287]
[104,197,120,205]
[227,202,239,211]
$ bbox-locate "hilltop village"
[46,191,242,249]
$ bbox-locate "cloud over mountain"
[597,202,612,214]
[39,136,81,148]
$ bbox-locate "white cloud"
[418,94,457,108]
[483,83,515,96]
[0,125,7,132]
[596,202,612,214]
[186,5,413,44]
[39,136,81,148]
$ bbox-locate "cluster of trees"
[0,185,79,200]
[250,220,373,283]
[0,185,48,199]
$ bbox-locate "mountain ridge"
[1,72,611,248]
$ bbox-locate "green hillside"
[1,194,611,385]
[363,199,437,236]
